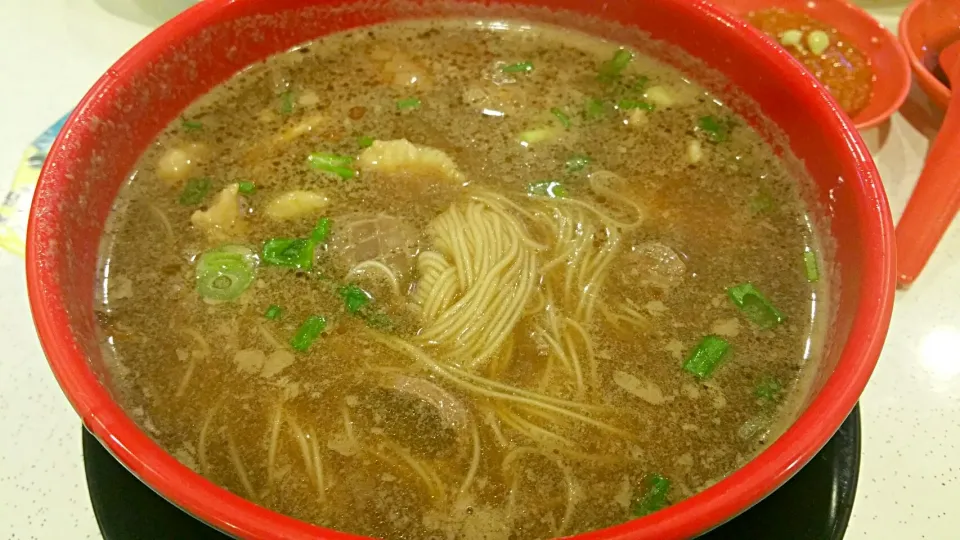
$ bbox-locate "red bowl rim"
[26,0,896,538]
[898,0,952,110]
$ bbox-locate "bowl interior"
[900,0,958,111]
[26,1,895,539]
[714,0,912,129]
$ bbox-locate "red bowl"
[26,0,895,538]
[713,0,913,130]
[899,0,958,111]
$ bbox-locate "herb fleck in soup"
[98,19,826,539]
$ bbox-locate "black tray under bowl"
[84,405,860,539]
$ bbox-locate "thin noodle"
[348,260,402,297]
[226,432,256,499]
[175,358,196,398]
[198,398,225,476]
[458,423,481,494]
[286,415,315,479]
[147,204,175,241]
[182,328,210,357]
[266,404,283,486]
[308,429,325,500]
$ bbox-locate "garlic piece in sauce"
[807,30,830,56]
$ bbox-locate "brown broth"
[97,19,824,539]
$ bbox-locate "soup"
[97,18,825,539]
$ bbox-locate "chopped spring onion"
[339,284,372,314]
[565,154,591,172]
[528,181,568,199]
[755,377,783,400]
[181,118,203,131]
[311,217,332,243]
[308,152,356,180]
[397,97,421,111]
[237,181,256,194]
[727,283,786,328]
[633,75,651,90]
[264,304,282,320]
[683,335,730,379]
[262,238,314,270]
[632,473,671,517]
[584,98,609,120]
[280,91,295,115]
[598,48,635,82]
[803,250,820,283]
[618,99,655,111]
[501,61,534,73]
[195,245,258,302]
[291,315,326,351]
[179,177,211,206]
[550,107,571,129]
[698,115,732,143]
[358,135,375,148]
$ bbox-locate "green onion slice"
[237,181,256,194]
[181,118,203,131]
[311,217,332,243]
[195,245,258,302]
[633,75,651,91]
[339,284,372,314]
[550,107,571,129]
[397,97,421,111]
[264,304,282,320]
[632,473,671,517]
[358,135,375,148]
[598,48,635,82]
[307,152,356,180]
[528,181,568,199]
[698,115,732,143]
[501,61,534,73]
[727,283,786,328]
[179,177,211,206]
[803,250,820,283]
[291,315,326,351]
[565,154,591,172]
[683,335,730,379]
[262,238,314,270]
[280,91,295,115]
[755,377,783,400]
[584,98,609,120]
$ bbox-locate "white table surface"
[0,1,957,539]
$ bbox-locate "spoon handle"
[895,80,960,286]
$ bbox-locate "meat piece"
[370,47,432,88]
[156,143,206,186]
[191,184,245,240]
[264,190,330,221]
[358,139,465,184]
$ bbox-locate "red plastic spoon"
[895,39,960,287]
